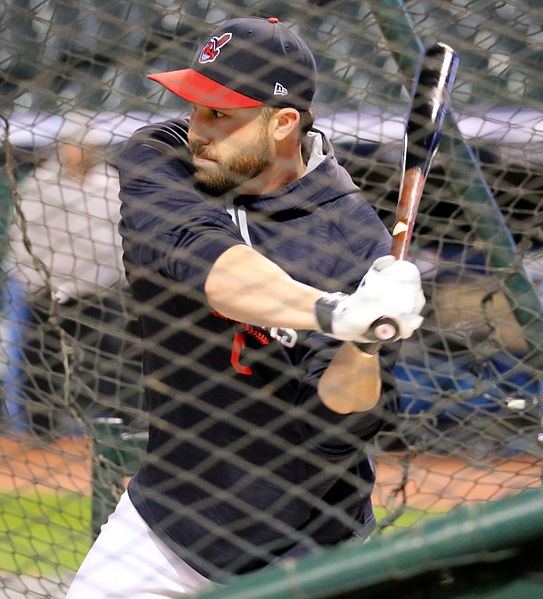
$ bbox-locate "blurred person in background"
[2,114,143,438]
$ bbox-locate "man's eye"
[212,110,226,119]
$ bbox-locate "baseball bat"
[367,42,459,343]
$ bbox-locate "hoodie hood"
[230,128,361,218]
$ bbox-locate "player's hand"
[315,255,425,343]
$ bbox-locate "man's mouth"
[192,155,217,167]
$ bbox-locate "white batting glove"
[315,255,425,343]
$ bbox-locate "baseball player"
[66,16,424,598]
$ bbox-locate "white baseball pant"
[65,491,213,598]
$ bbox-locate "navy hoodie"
[117,119,398,582]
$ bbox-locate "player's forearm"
[206,244,383,415]
[317,343,381,414]
[204,244,322,329]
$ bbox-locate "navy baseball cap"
[147,17,317,111]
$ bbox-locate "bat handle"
[363,316,399,343]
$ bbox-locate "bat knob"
[366,317,399,342]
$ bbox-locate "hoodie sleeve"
[332,191,392,291]
[117,120,244,293]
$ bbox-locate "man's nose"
[188,110,211,145]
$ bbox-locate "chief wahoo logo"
[199,33,232,63]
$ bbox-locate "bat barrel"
[404,42,459,177]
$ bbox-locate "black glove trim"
[315,293,346,334]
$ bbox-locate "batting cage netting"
[0,1,542,598]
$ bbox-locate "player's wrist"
[350,341,381,356]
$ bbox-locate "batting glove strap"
[314,292,348,334]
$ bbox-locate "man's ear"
[271,108,301,141]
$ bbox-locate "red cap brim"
[146,69,263,109]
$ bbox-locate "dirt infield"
[374,451,541,511]
[0,434,540,510]
[0,435,91,496]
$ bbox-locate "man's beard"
[190,131,273,195]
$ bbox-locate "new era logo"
[274,82,288,96]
